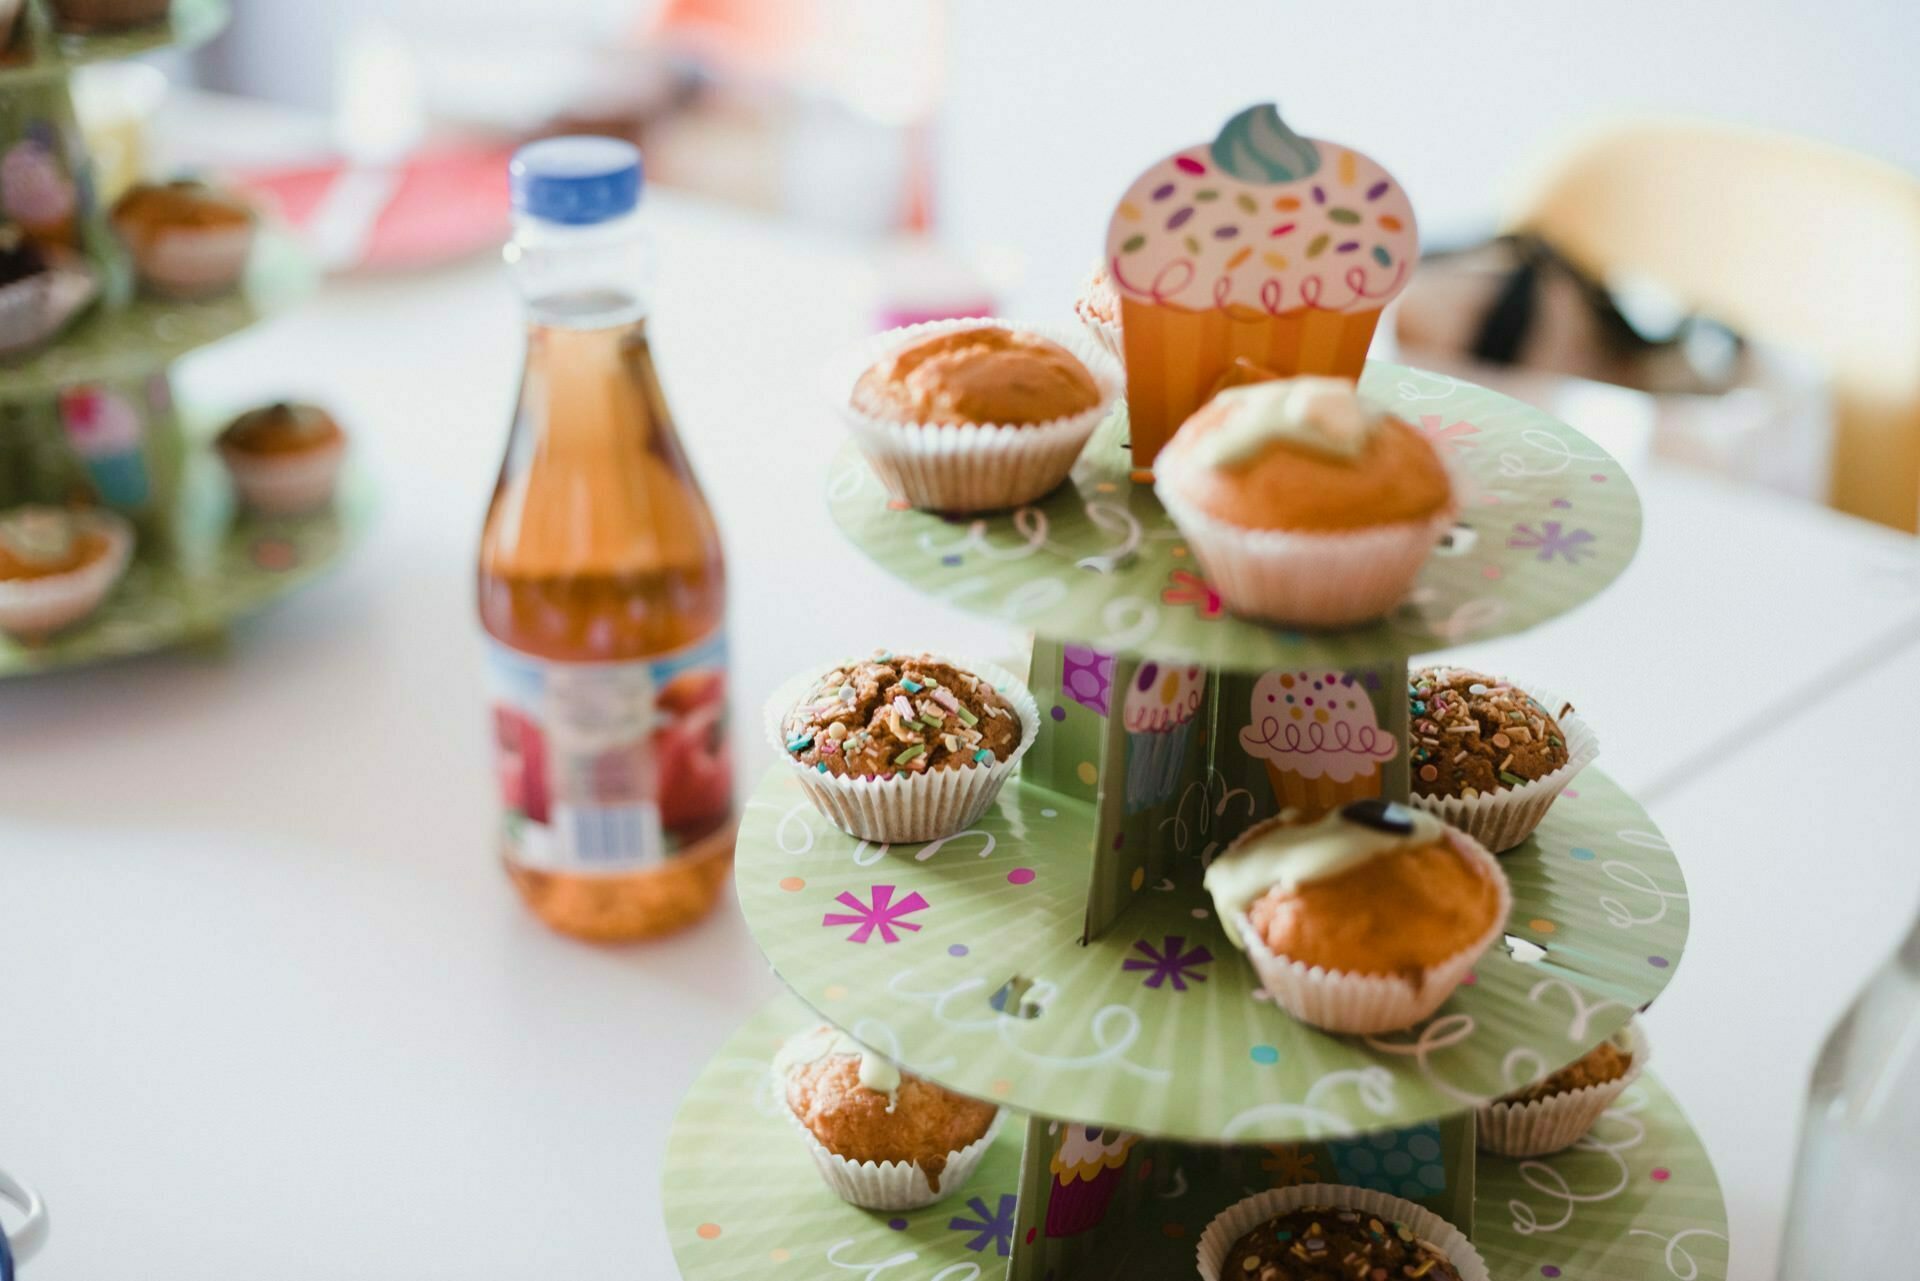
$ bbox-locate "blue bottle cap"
[509,136,642,225]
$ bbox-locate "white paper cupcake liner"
[1408,680,1599,854]
[219,436,346,516]
[1477,1019,1649,1158]
[121,221,255,299]
[1234,826,1511,1035]
[1072,270,1123,362]
[1154,459,1457,628]
[0,509,132,639]
[0,271,54,357]
[784,1095,1004,1211]
[767,655,1039,844]
[831,317,1122,513]
[1197,1183,1489,1281]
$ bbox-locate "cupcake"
[1,133,77,251]
[1197,1186,1487,1281]
[836,318,1119,513]
[1106,102,1418,471]
[1121,661,1204,813]
[1154,376,1455,627]
[1240,668,1397,819]
[59,384,150,509]
[47,0,170,34]
[111,179,255,300]
[771,650,1037,843]
[1071,265,1121,361]
[0,224,55,357]
[0,504,132,640]
[1204,799,1509,1034]
[1407,667,1599,853]
[216,402,347,516]
[776,1024,1000,1210]
[1478,1020,1648,1158]
[1044,1124,1137,1238]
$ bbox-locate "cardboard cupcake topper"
[1106,103,1420,468]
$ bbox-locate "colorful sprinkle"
[1338,151,1357,185]
[900,678,922,693]
[1367,180,1390,201]
[1007,868,1035,886]
[1328,208,1361,225]
[1263,252,1289,270]
[894,745,925,765]
[1336,241,1361,253]
[1194,189,1220,202]
[815,763,828,773]
[785,735,813,752]
[1212,225,1239,239]
[1379,214,1404,231]
[1121,233,1145,253]
[1306,234,1329,258]
[1166,207,1195,230]
[1174,156,1206,175]
[1373,246,1392,267]
[973,748,994,763]
[1270,222,1296,237]
[1274,195,1301,210]
[1235,193,1258,214]
[955,705,978,726]
[1151,182,1176,201]
[1311,185,1326,204]
[1118,201,1143,221]
[1226,246,1252,269]
[1184,235,1201,255]
[1250,1044,1280,1065]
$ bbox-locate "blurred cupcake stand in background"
[0,0,367,678]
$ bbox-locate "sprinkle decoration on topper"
[1106,102,1418,317]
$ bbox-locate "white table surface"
[3,189,1917,1281]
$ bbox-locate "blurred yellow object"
[73,63,167,206]
[1506,118,1920,531]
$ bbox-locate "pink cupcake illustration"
[59,384,148,509]
[1045,1125,1137,1238]
[1240,669,1397,818]
[2,130,78,250]
[1122,660,1206,813]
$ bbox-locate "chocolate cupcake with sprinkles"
[1106,102,1419,472]
[768,650,1039,844]
[1406,666,1599,853]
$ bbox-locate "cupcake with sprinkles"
[1106,102,1418,472]
[833,318,1120,513]
[769,650,1039,843]
[1406,667,1598,853]
[1478,1019,1648,1158]
[1197,1185,1487,1281]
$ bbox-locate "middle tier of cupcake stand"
[663,365,1729,1280]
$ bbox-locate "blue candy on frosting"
[1209,103,1321,183]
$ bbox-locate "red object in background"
[236,143,513,274]
[653,670,731,834]
[492,704,550,823]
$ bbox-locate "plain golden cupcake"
[1154,376,1455,627]
[1204,798,1509,1034]
[1408,666,1599,852]
[111,179,255,299]
[216,401,347,516]
[771,649,1036,844]
[837,318,1119,512]
[1479,1020,1647,1157]
[0,504,132,640]
[776,1024,999,1210]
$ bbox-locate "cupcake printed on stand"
[1240,669,1397,819]
[59,383,148,509]
[1120,660,1205,813]
[1044,1124,1138,1238]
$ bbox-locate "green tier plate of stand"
[0,0,229,85]
[664,992,1729,1281]
[0,408,372,676]
[736,760,1687,1144]
[827,362,1640,669]
[0,225,315,399]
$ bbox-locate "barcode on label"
[555,802,662,867]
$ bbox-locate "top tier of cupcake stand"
[661,362,1728,1279]
[0,0,370,678]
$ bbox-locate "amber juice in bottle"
[477,138,734,942]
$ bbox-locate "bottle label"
[486,630,732,875]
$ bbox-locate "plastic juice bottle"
[477,137,734,942]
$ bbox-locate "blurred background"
[129,0,1918,525]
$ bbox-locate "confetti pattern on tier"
[736,760,1689,1144]
[828,362,1642,672]
[662,993,1729,1281]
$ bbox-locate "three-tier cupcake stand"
[662,363,1725,1279]
[0,0,369,677]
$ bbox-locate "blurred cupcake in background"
[59,383,149,509]
[112,178,255,299]
[216,401,347,516]
[1072,264,1121,362]
[1,130,79,251]
[47,0,170,34]
[0,503,132,640]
